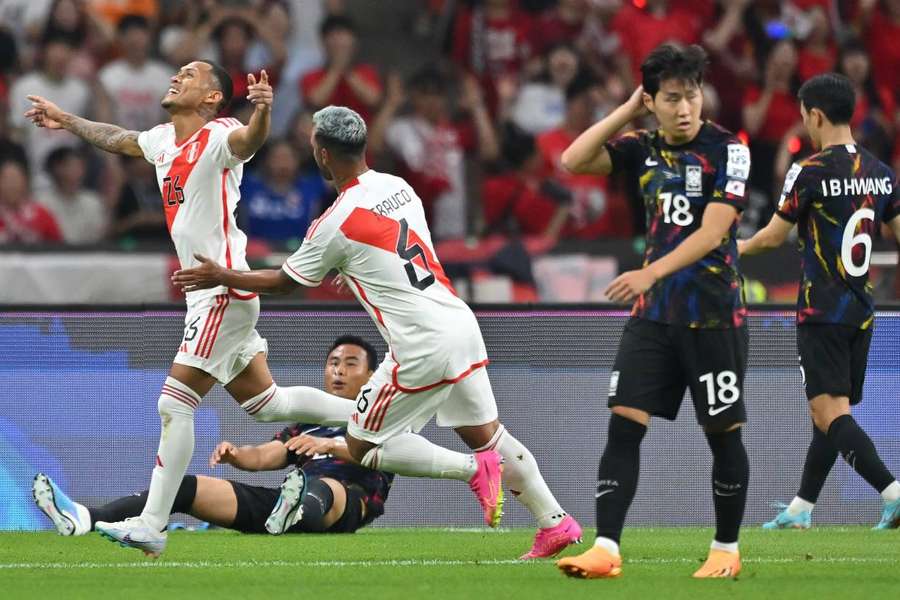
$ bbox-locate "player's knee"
[610,405,651,427]
[808,395,850,433]
[705,428,748,468]
[158,377,200,418]
[240,383,280,422]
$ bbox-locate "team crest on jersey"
[185,141,202,164]
[685,165,703,197]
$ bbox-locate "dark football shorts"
[797,323,872,405]
[608,317,749,429]
[229,479,364,534]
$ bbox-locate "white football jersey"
[138,118,254,301]
[283,169,488,390]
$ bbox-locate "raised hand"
[246,70,273,113]
[24,95,66,130]
[171,253,226,292]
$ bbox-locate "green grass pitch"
[0,527,897,599]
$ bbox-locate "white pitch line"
[0,556,896,570]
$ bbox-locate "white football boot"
[96,517,167,558]
[265,468,308,535]
[32,473,91,536]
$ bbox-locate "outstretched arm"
[738,213,794,256]
[171,254,299,295]
[227,70,273,160]
[25,95,143,157]
[209,440,289,471]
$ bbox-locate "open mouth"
[167,87,180,96]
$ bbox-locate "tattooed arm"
[24,94,144,157]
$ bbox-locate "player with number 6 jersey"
[172,105,582,560]
[740,73,900,531]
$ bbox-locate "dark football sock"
[797,424,838,503]
[294,477,335,533]
[88,475,197,529]
[827,415,895,493]
[595,414,647,544]
[706,428,749,545]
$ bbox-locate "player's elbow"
[560,148,582,174]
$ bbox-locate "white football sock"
[360,432,477,481]
[140,377,200,531]
[787,496,815,516]
[242,383,354,426]
[593,536,620,556]
[711,540,739,553]
[483,425,566,528]
[881,481,900,503]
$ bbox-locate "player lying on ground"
[33,336,392,537]
[739,73,900,531]
[172,105,582,560]
[555,44,753,579]
[25,62,357,557]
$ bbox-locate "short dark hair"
[320,14,357,38]
[44,146,80,173]
[565,71,597,103]
[408,65,447,95]
[798,73,855,125]
[328,335,378,372]
[204,61,233,114]
[640,44,708,98]
[117,14,150,34]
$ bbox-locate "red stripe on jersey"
[283,263,321,285]
[347,275,385,327]
[221,169,232,268]
[391,358,490,394]
[163,128,213,232]
[372,387,398,432]
[193,295,223,356]
[200,295,229,358]
[363,384,389,430]
[339,207,456,294]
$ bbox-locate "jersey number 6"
[397,218,436,290]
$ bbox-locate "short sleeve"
[137,125,167,165]
[282,206,348,286]
[207,118,253,169]
[604,130,646,173]
[884,175,900,223]
[775,162,812,223]
[710,141,751,211]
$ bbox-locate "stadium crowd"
[0,0,898,256]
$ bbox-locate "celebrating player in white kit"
[173,105,582,559]
[25,63,358,557]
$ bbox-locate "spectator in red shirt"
[0,158,62,244]
[837,38,896,161]
[797,6,836,82]
[855,0,900,99]
[610,0,704,86]
[451,0,536,114]
[532,0,589,56]
[482,123,569,238]
[369,65,500,239]
[742,39,800,197]
[301,15,382,123]
[536,75,633,239]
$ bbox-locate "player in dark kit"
[33,336,393,537]
[739,73,900,530]
[556,44,751,579]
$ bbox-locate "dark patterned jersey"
[274,423,394,526]
[605,121,750,328]
[775,144,899,329]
